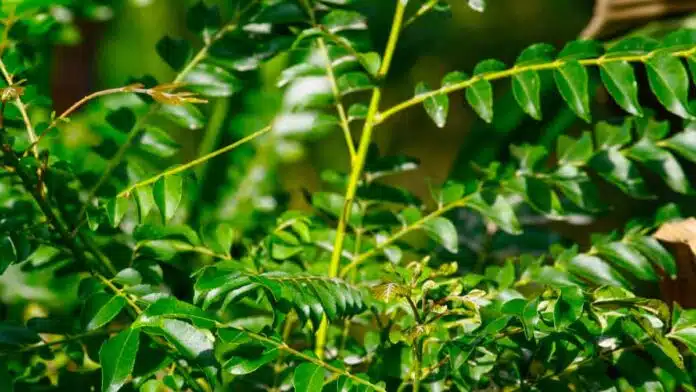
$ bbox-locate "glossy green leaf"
[557,132,593,165]
[82,293,126,331]
[512,71,542,120]
[553,61,591,122]
[595,242,656,281]
[466,78,493,123]
[627,140,691,194]
[553,286,584,330]
[100,328,140,392]
[160,103,205,130]
[600,61,643,116]
[645,53,693,119]
[590,148,651,198]
[224,345,280,375]
[294,363,325,392]
[0,323,41,346]
[337,72,374,95]
[625,236,677,279]
[663,129,696,163]
[182,63,242,97]
[467,192,521,234]
[423,216,458,253]
[139,297,216,329]
[153,174,183,222]
[415,82,449,128]
[568,254,628,287]
[105,197,129,228]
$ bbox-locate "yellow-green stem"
[376,46,696,124]
[314,0,408,359]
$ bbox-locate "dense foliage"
[6,0,696,391]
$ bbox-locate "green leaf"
[359,52,381,77]
[0,236,17,274]
[224,345,280,375]
[595,242,657,281]
[467,192,521,235]
[100,328,140,392]
[557,131,594,165]
[113,268,142,286]
[182,63,242,97]
[153,174,183,222]
[645,52,694,119]
[553,286,584,330]
[82,293,126,331]
[512,71,542,120]
[105,197,129,228]
[139,297,217,329]
[590,148,651,198]
[186,1,221,35]
[156,36,191,71]
[321,10,367,33]
[627,140,691,194]
[599,61,643,116]
[415,82,449,128]
[663,128,696,163]
[558,40,602,60]
[466,78,493,123]
[595,120,632,149]
[106,107,136,132]
[568,254,628,287]
[293,363,325,392]
[553,61,591,122]
[371,282,408,302]
[625,236,677,279]
[423,216,458,253]
[669,306,696,354]
[160,103,205,130]
[337,72,374,96]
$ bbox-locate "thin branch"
[375,45,696,125]
[0,328,114,357]
[318,38,356,160]
[117,125,271,198]
[339,196,472,277]
[239,328,386,392]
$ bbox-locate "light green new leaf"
[599,61,643,116]
[553,61,591,123]
[512,71,542,120]
[153,174,183,222]
[294,363,325,392]
[371,282,408,302]
[645,53,694,119]
[423,216,458,253]
[415,82,448,128]
[83,293,126,331]
[100,328,140,392]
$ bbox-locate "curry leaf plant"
[6,1,696,392]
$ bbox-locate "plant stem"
[117,125,271,198]
[376,46,696,124]
[0,328,114,357]
[315,0,408,359]
[241,328,386,392]
[318,37,356,160]
[340,196,472,277]
[0,58,37,157]
[77,18,243,222]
